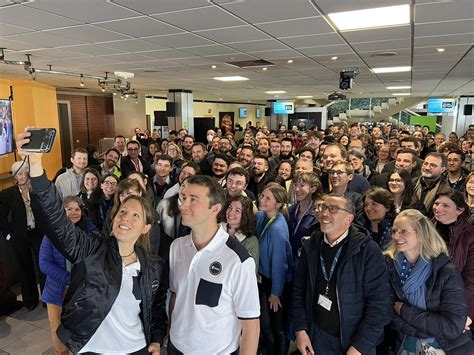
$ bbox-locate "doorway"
[57,101,73,167]
[193,117,215,144]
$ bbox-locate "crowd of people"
[1,120,473,355]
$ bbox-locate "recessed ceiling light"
[296,95,313,99]
[371,66,411,73]
[262,67,268,71]
[287,59,294,63]
[213,76,249,82]
[436,48,445,53]
[211,65,217,69]
[265,90,286,94]
[392,93,411,96]
[219,98,223,100]
[386,85,411,89]
[331,56,338,60]
[328,5,410,31]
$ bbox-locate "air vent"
[226,59,275,68]
[371,52,398,57]
[142,70,160,73]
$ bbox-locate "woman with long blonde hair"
[384,209,473,354]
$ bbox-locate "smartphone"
[22,128,57,153]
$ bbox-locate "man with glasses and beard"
[292,195,391,355]
[120,140,155,179]
[247,155,273,198]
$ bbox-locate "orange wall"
[0,79,62,189]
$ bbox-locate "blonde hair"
[166,142,184,161]
[384,209,448,260]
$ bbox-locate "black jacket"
[386,253,472,352]
[30,173,167,353]
[0,185,29,240]
[120,155,155,180]
[291,226,392,354]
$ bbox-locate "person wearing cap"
[0,160,44,310]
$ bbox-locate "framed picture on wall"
[0,99,14,155]
[219,111,234,134]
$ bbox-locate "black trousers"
[11,229,44,307]
[80,346,149,355]
[258,276,290,355]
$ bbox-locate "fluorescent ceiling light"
[213,76,249,82]
[436,48,445,53]
[386,86,411,89]
[328,5,410,31]
[371,66,411,73]
[392,93,411,96]
[331,56,338,60]
[265,90,286,94]
[296,95,313,99]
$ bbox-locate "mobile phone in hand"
[21,128,57,153]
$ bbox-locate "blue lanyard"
[320,239,346,295]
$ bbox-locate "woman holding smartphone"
[17,129,167,355]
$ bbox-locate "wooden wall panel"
[57,94,114,150]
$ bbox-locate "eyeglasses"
[422,161,440,168]
[127,148,139,152]
[392,228,414,236]
[388,178,403,184]
[328,170,347,176]
[103,180,118,187]
[316,203,352,214]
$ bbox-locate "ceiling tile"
[196,26,270,43]
[222,0,319,23]
[227,39,288,52]
[101,39,167,52]
[0,38,36,51]
[249,49,303,60]
[344,26,411,43]
[299,44,353,56]
[152,6,245,31]
[204,53,258,62]
[144,33,214,48]
[7,32,86,47]
[96,17,183,37]
[46,25,131,43]
[314,0,402,15]
[256,16,333,37]
[0,5,81,30]
[414,33,474,47]
[179,44,238,56]
[138,49,195,60]
[279,33,345,48]
[25,0,138,23]
[415,20,474,38]
[353,39,411,52]
[0,23,33,36]
[109,0,210,15]
[63,44,126,56]
[415,0,473,23]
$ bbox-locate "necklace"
[120,249,135,258]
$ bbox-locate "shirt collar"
[324,229,349,248]
[185,225,227,251]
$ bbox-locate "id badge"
[318,294,332,311]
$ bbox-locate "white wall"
[113,93,147,138]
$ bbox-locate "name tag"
[318,294,332,311]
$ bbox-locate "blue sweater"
[256,211,293,296]
[40,219,96,306]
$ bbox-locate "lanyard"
[320,239,346,295]
[259,215,277,239]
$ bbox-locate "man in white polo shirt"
[168,175,260,355]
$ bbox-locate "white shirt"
[324,230,349,248]
[169,226,260,354]
[79,261,146,354]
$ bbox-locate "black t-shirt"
[314,240,347,337]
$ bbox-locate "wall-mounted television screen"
[273,101,294,114]
[239,107,248,118]
[0,99,14,155]
[256,107,262,118]
[427,98,456,113]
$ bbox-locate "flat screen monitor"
[239,107,248,118]
[256,107,262,118]
[0,99,14,155]
[273,101,294,114]
[427,98,456,113]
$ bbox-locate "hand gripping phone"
[22,128,57,153]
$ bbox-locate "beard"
[252,169,264,177]
[280,151,292,159]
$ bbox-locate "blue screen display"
[427,98,456,113]
[239,107,247,118]
[273,101,294,114]
[256,107,262,118]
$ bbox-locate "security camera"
[339,68,359,90]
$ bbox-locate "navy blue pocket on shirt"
[195,279,222,307]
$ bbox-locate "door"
[57,101,73,167]
[193,117,215,144]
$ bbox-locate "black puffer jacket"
[386,253,472,353]
[31,173,167,353]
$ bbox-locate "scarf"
[395,253,439,353]
[414,177,443,212]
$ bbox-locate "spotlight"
[80,74,85,87]
[339,68,358,90]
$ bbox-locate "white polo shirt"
[169,225,260,354]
